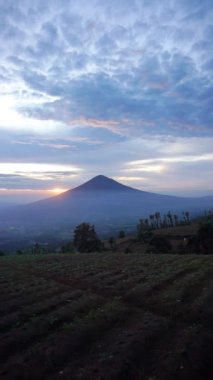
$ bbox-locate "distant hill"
[1,175,213,234]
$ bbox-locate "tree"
[155,212,161,229]
[174,214,179,226]
[61,241,74,253]
[144,218,149,228]
[108,236,115,249]
[73,223,101,253]
[33,243,41,254]
[137,218,146,240]
[148,235,172,254]
[167,211,173,227]
[149,214,155,228]
[162,214,168,228]
[16,249,24,255]
[197,222,213,254]
[185,211,190,224]
[118,230,125,239]
[186,222,213,254]
[137,219,153,242]
[182,211,190,225]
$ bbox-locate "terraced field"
[0,253,212,380]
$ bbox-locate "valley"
[0,176,212,252]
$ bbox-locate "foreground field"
[0,253,212,380]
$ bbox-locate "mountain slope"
[1,175,213,231]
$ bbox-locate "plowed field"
[0,253,212,380]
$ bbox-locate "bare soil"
[0,253,212,380]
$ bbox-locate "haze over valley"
[0,175,212,251]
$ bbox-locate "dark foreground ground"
[0,253,212,380]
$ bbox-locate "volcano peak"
[72,175,134,192]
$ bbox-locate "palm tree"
[149,214,155,229]
[185,211,190,224]
[108,236,115,250]
[182,211,190,225]
[163,214,168,228]
[174,214,178,226]
[167,211,173,227]
[155,212,161,229]
[144,218,149,229]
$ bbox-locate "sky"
[0,0,212,204]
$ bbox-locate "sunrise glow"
[0,0,212,200]
[48,188,68,194]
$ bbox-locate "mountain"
[71,175,135,192]
[1,175,213,234]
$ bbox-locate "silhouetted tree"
[108,236,115,250]
[185,211,190,224]
[167,211,173,227]
[137,219,153,242]
[16,249,24,255]
[118,230,125,239]
[162,214,168,228]
[148,235,172,254]
[61,241,74,253]
[197,222,213,254]
[182,211,190,225]
[174,214,179,226]
[186,222,213,254]
[149,214,155,228]
[73,223,101,253]
[33,243,41,254]
[155,212,161,229]
[137,219,145,239]
[144,218,149,228]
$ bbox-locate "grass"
[0,252,212,380]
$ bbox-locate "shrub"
[148,235,172,254]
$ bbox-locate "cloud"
[128,153,213,167]
[0,0,212,196]
[0,162,82,189]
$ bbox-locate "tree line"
[65,210,213,255]
[1,210,212,256]
[137,210,190,232]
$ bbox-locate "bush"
[148,236,172,254]
[118,230,125,239]
[197,223,213,254]
[186,223,213,254]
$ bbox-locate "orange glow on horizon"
[0,188,68,194]
[48,188,68,195]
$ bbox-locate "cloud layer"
[0,0,212,199]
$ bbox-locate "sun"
[49,188,68,194]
